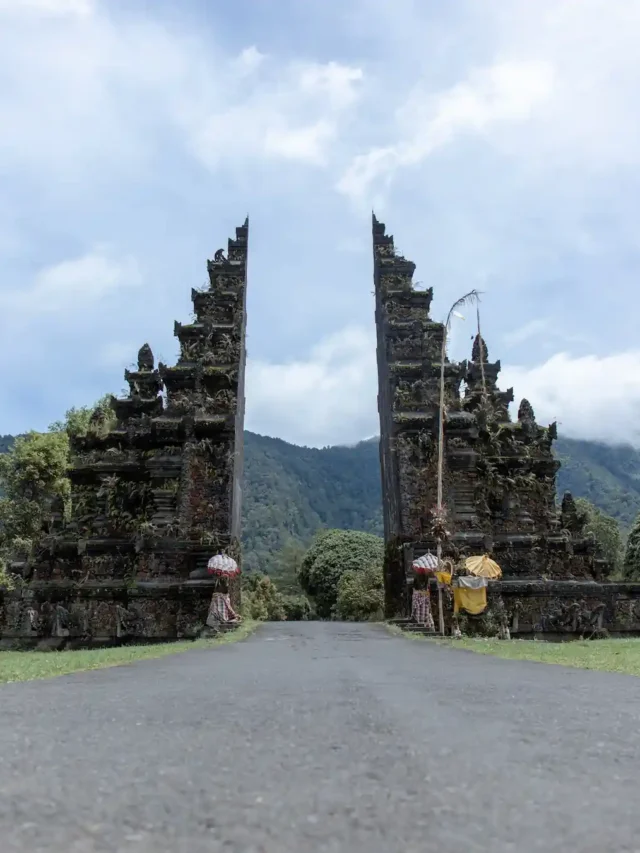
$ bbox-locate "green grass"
[0,620,259,685]
[450,637,640,677]
[385,623,640,677]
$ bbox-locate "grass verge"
[0,620,259,685]
[384,623,640,677]
[449,637,640,677]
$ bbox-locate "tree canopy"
[297,528,384,618]
[0,398,112,567]
[623,512,640,580]
[335,563,384,622]
[574,497,623,577]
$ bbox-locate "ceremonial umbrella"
[464,555,502,579]
[412,552,439,575]
[207,554,240,577]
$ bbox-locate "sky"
[1,0,640,448]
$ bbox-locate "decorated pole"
[435,290,481,635]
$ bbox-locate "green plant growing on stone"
[0,556,16,590]
[49,394,116,440]
[157,479,180,495]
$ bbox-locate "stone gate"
[0,219,248,646]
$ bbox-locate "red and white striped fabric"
[207,554,240,577]
[412,552,438,574]
[411,589,435,630]
[206,593,239,626]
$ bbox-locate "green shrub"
[279,594,313,621]
[574,497,623,577]
[335,564,384,621]
[624,512,640,580]
[297,529,384,618]
[241,574,286,621]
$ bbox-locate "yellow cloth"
[453,586,487,615]
[435,571,452,586]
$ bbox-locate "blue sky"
[1,0,640,447]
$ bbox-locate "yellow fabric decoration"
[453,586,488,615]
[435,571,452,586]
[464,554,502,579]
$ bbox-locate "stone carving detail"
[537,599,606,635]
[137,343,155,371]
[471,334,488,363]
[517,398,535,423]
[116,605,137,638]
[53,604,70,638]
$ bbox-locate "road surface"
[1,622,640,852]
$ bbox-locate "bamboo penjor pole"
[435,290,481,635]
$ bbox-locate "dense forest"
[2,431,640,573]
[554,437,640,530]
[242,433,382,571]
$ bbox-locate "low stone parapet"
[0,579,221,647]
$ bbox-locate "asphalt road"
[1,622,640,853]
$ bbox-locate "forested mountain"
[242,433,382,571]
[3,431,640,572]
[555,437,640,531]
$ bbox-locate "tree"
[48,394,116,438]
[279,594,313,621]
[575,498,623,577]
[269,539,307,594]
[0,398,115,564]
[241,574,286,621]
[623,512,640,580]
[335,564,384,621]
[297,529,384,618]
[0,430,70,559]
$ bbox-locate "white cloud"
[189,60,363,169]
[1,248,141,314]
[246,326,377,447]
[503,351,640,445]
[264,120,334,164]
[0,0,93,16]
[338,60,554,202]
[502,318,594,351]
[338,1,640,207]
[503,318,551,348]
[0,8,363,182]
[246,324,640,451]
[233,46,267,77]
[297,62,363,110]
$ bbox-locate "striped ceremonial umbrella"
[412,552,439,575]
[207,554,240,577]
